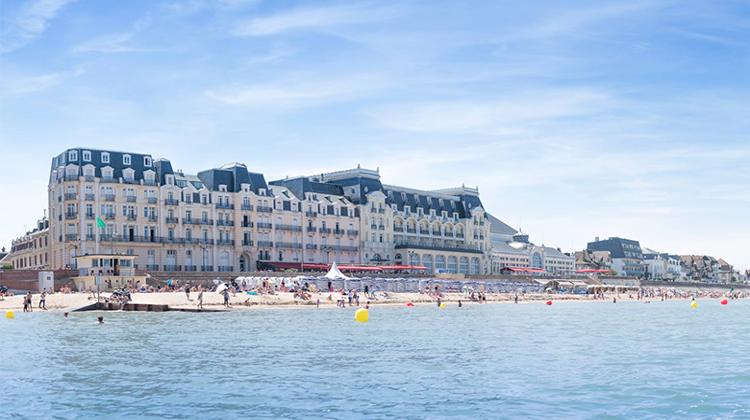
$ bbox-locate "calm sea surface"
[2,300,749,419]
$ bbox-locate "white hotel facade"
[44,148,491,274]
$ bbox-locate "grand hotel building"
[41,148,491,274]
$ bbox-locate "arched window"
[459,257,469,273]
[423,255,433,272]
[447,256,457,273]
[409,253,420,266]
[470,257,480,274]
[435,255,446,270]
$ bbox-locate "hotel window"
[68,150,78,161]
[101,152,110,163]
[123,154,131,165]
[82,151,91,161]
[144,156,152,167]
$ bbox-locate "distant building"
[487,214,575,275]
[586,237,645,277]
[5,216,49,270]
[575,249,612,271]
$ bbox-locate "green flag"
[96,216,106,229]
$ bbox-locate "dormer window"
[102,167,113,179]
[144,156,152,167]
[166,175,174,185]
[82,150,91,162]
[123,154,131,165]
[68,150,78,161]
[101,152,110,163]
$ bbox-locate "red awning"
[338,265,383,271]
[576,269,611,273]
[378,265,429,270]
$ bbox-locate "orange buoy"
[546,300,552,306]
[720,299,728,305]
[406,302,414,307]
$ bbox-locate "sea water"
[2,300,749,419]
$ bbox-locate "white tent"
[323,262,350,280]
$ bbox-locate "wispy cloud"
[205,74,387,107]
[72,17,156,54]
[0,0,76,53]
[0,68,84,97]
[232,3,401,37]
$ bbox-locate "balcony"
[305,244,318,250]
[369,208,377,213]
[406,228,416,234]
[85,213,95,220]
[64,193,77,200]
[378,225,385,231]
[147,197,158,204]
[347,229,359,236]
[126,195,137,203]
[143,179,157,186]
[85,234,95,241]
[65,212,77,220]
[182,218,200,225]
[242,240,254,246]
[456,233,464,239]
[64,174,79,181]
[277,242,302,249]
[164,198,179,206]
[242,221,253,228]
[85,193,95,201]
[84,175,95,182]
[257,222,273,230]
[319,227,331,234]
[161,237,181,244]
[216,203,234,210]
[184,265,197,272]
[199,219,213,225]
[306,226,317,233]
[198,239,214,245]
[145,264,160,271]
[166,217,179,224]
[100,177,116,183]
[305,211,317,217]
[257,240,273,248]
[126,214,137,221]
[333,229,344,236]
[216,220,234,227]
[277,224,302,232]
[147,214,158,222]
[65,234,78,241]
[257,206,273,213]
[183,238,198,244]
[394,241,482,254]
[371,224,377,230]
[201,265,214,272]
[104,194,115,201]
[378,208,385,214]
[241,204,253,211]
[217,266,234,272]
[163,265,181,271]
[104,213,115,220]
[216,239,234,246]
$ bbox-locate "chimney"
[595,236,599,242]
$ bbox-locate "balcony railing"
[163,265,181,271]
[378,208,385,214]
[378,225,385,231]
[147,214,158,222]
[143,179,157,186]
[305,211,317,217]
[166,217,179,224]
[217,266,234,272]
[216,220,234,227]
[394,241,482,254]
[182,218,200,225]
[198,239,214,245]
[85,213,95,220]
[257,222,273,229]
[306,226,317,233]
[84,175,95,182]
[216,203,234,210]
[333,229,344,236]
[147,197,158,204]
[241,204,253,211]
[257,206,273,213]
[126,195,137,202]
[406,228,416,234]
[305,244,317,250]
[126,214,137,221]
[184,265,197,272]
[277,224,302,232]
[256,240,273,248]
[145,264,160,271]
[85,234,95,241]
[65,234,78,241]
[320,227,331,234]
[242,221,253,228]
[347,229,359,236]
[199,219,213,225]
[371,224,377,230]
[104,213,115,220]
[276,242,302,249]
[100,177,116,183]
[64,193,77,200]
[216,239,235,246]
[85,193,95,201]
[164,198,179,206]
[242,240,253,246]
[104,194,116,201]
[201,265,214,272]
[64,174,79,181]
[65,212,77,220]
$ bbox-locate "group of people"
[22,290,48,312]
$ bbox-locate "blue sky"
[1,0,748,270]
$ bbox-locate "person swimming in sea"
[458,300,462,308]
[97,316,104,324]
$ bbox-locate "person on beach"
[328,281,333,293]
[185,285,191,301]
[23,292,32,312]
[316,298,320,308]
[197,289,204,309]
[223,288,230,307]
[514,294,519,304]
[436,297,441,307]
[39,290,47,310]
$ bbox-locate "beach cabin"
[71,254,146,292]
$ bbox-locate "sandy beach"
[1,287,743,313]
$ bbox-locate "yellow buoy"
[439,303,446,309]
[691,301,698,309]
[354,308,369,323]
[5,310,14,319]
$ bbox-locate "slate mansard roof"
[52,148,155,181]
